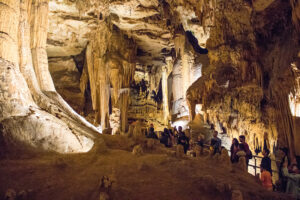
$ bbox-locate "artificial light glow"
[171,119,189,130]
[289,93,300,117]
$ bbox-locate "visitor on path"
[278,147,290,192]
[261,149,272,175]
[197,134,204,148]
[260,165,273,191]
[239,135,252,165]
[289,159,300,174]
[230,138,239,163]
[168,129,175,147]
[210,131,221,155]
[147,124,158,139]
[236,143,247,160]
[160,128,170,147]
[282,158,300,199]
[177,126,189,154]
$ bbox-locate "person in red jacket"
[239,135,252,166]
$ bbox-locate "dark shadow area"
[185,31,208,54]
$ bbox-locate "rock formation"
[0,0,101,153]
[187,0,300,158]
[0,0,300,160]
[1,1,300,199]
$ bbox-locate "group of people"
[146,124,190,153]
[230,136,274,191]
[230,135,252,165]
[230,134,300,197]
[146,124,300,198]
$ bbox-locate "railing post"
[254,157,257,176]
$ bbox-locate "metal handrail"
[198,143,279,176]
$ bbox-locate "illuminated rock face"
[187,0,300,157]
[0,0,98,153]
[1,0,300,156]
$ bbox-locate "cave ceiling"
[47,0,210,66]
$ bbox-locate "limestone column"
[172,59,183,114]
[120,61,135,133]
[30,0,55,92]
[99,59,110,130]
[182,53,191,96]
[109,67,121,134]
[120,90,130,133]
[162,66,169,124]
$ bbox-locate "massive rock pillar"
[0,0,97,153]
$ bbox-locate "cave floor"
[0,135,291,200]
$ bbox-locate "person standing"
[282,158,300,199]
[160,128,170,147]
[239,135,252,165]
[230,138,239,163]
[260,166,273,191]
[261,149,272,175]
[177,126,189,154]
[147,124,158,139]
[210,131,221,155]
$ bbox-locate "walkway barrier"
[199,143,279,178]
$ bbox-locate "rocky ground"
[0,135,292,200]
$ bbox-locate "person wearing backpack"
[239,135,252,166]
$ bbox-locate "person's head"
[238,143,245,151]
[232,138,239,146]
[150,124,154,128]
[263,149,270,157]
[178,126,182,132]
[213,131,218,138]
[239,135,245,143]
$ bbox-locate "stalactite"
[84,22,136,133]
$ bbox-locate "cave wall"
[187,0,300,157]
